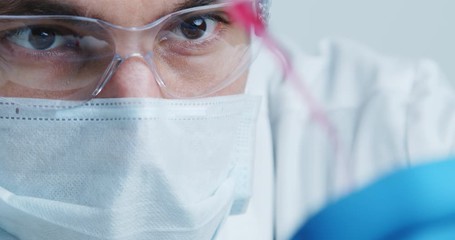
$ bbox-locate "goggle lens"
[0,3,255,106]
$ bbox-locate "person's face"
[0,0,250,101]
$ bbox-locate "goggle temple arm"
[227,0,266,37]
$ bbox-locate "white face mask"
[0,95,261,240]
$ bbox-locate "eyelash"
[157,13,230,47]
[0,28,82,61]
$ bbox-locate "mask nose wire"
[91,22,160,97]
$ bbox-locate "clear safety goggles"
[0,1,262,106]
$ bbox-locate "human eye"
[4,25,81,53]
[158,12,231,55]
[172,13,227,41]
[0,21,115,93]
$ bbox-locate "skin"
[74,0,248,99]
[0,0,249,99]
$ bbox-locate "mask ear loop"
[228,0,353,198]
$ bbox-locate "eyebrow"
[0,0,84,16]
[0,0,219,17]
[174,0,218,12]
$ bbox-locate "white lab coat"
[217,38,455,240]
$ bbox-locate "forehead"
[0,0,220,26]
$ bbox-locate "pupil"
[29,27,56,50]
[180,17,207,40]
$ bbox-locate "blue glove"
[292,156,455,240]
